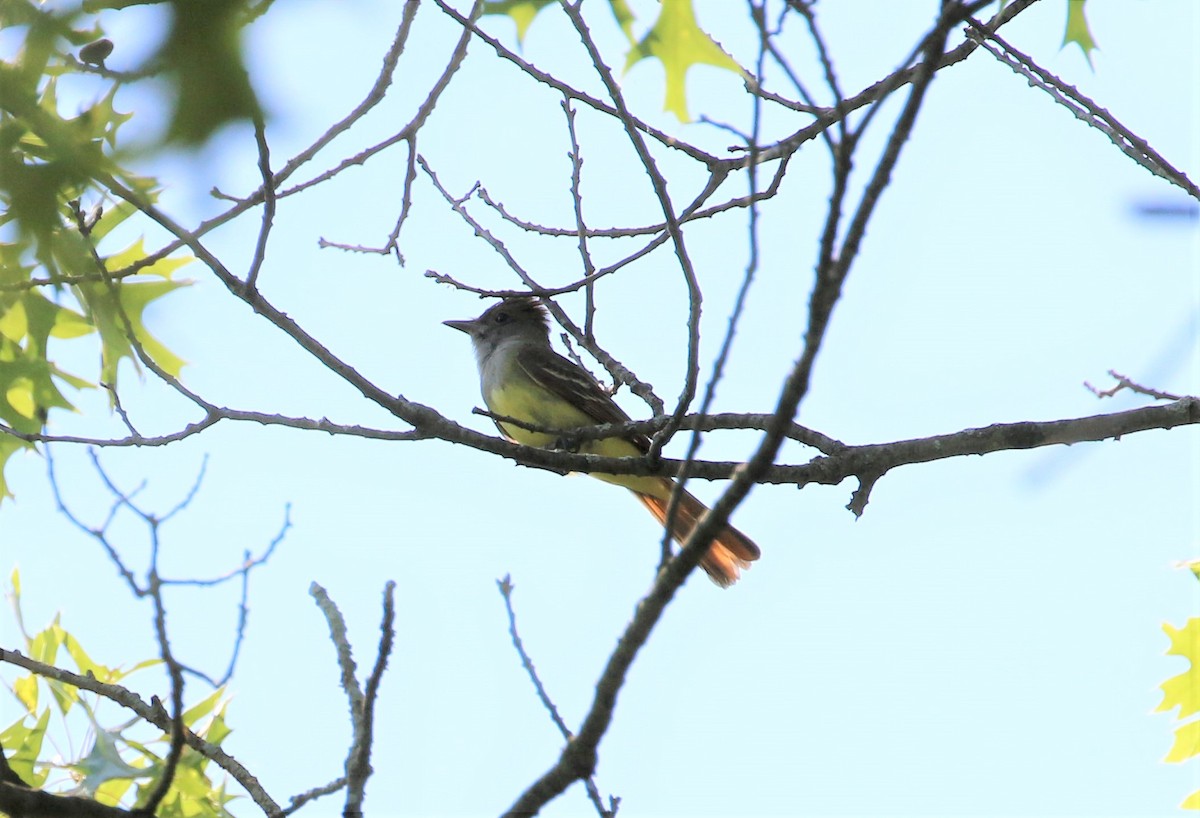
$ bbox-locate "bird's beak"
[443,318,475,334]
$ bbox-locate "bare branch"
[15,397,1197,494]
[431,0,719,166]
[310,584,364,714]
[344,582,396,818]
[285,1,479,202]
[967,19,1200,199]
[0,780,134,818]
[1085,370,1184,402]
[283,777,346,817]
[244,112,276,290]
[496,577,616,817]
[496,576,572,740]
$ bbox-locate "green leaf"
[180,686,227,729]
[14,674,38,713]
[482,0,555,44]
[1158,619,1200,719]
[1062,0,1098,66]
[94,775,137,808]
[172,752,217,797]
[124,657,164,676]
[0,708,51,787]
[25,620,89,716]
[0,63,117,265]
[0,284,98,499]
[1160,617,1200,809]
[131,743,237,818]
[0,241,34,289]
[0,2,95,51]
[27,619,62,665]
[72,711,148,795]
[623,0,746,122]
[1165,718,1200,764]
[50,307,95,341]
[0,336,81,429]
[4,375,37,419]
[48,678,80,715]
[157,0,263,144]
[5,567,26,637]
[105,238,192,280]
[608,0,636,45]
[1176,558,1200,583]
[201,703,232,747]
[22,290,92,352]
[75,277,189,387]
[0,298,28,342]
[64,631,116,683]
[75,85,135,150]
[0,435,35,499]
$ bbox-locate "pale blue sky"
[2,1,1198,816]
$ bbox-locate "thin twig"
[558,1,703,465]
[310,584,363,714]
[283,777,347,817]
[562,99,598,340]
[497,576,615,818]
[419,155,666,413]
[1085,370,1183,402]
[244,113,276,290]
[966,20,1200,199]
[344,582,396,818]
[284,0,480,201]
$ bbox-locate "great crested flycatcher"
[444,297,761,587]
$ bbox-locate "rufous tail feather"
[632,482,761,587]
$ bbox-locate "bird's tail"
[632,481,761,587]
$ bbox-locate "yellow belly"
[486,380,669,498]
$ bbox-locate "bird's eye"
[493,311,509,324]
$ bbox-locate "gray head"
[444,297,551,363]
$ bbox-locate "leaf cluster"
[2,571,235,816]
[1,1,201,497]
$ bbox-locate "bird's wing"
[514,344,651,452]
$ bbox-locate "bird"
[444,297,760,586]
